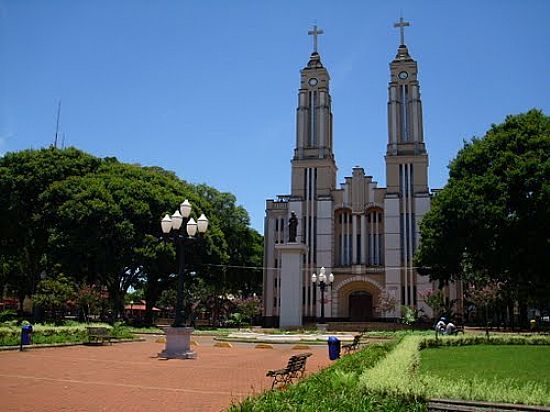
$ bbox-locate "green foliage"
[110,322,134,339]
[401,305,420,325]
[0,323,89,346]
[231,341,425,412]
[0,322,136,346]
[33,274,76,318]
[125,325,164,334]
[232,295,262,323]
[0,309,17,322]
[361,334,550,407]
[415,110,550,308]
[419,289,455,320]
[76,284,102,323]
[0,147,263,322]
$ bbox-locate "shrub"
[0,322,124,346]
[0,309,17,323]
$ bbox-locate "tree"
[0,148,100,304]
[415,110,550,315]
[33,274,75,322]
[465,281,503,336]
[76,284,102,323]
[375,290,398,319]
[418,289,456,321]
[232,295,262,324]
[193,184,263,295]
[1,147,264,324]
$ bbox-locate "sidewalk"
[0,335,331,412]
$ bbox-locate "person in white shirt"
[435,317,446,333]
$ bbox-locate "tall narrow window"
[308,91,318,146]
[400,85,409,142]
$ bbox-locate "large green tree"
[0,147,263,322]
[0,148,101,303]
[415,110,550,309]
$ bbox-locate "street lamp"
[311,267,334,324]
[161,199,209,328]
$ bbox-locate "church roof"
[306,52,324,69]
[393,44,414,62]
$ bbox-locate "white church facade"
[262,20,451,327]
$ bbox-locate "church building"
[263,20,441,327]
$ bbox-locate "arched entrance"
[332,277,382,320]
[348,291,373,321]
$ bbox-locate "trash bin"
[328,336,341,360]
[21,324,33,346]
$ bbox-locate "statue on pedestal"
[288,211,298,243]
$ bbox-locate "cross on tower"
[308,25,324,53]
[393,16,410,46]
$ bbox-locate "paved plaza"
[0,335,332,412]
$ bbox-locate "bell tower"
[291,25,337,199]
[384,17,431,310]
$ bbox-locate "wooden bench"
[86,327,114,345]
[342,331,367,354]
[266,352,312,389]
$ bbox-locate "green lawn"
[231,341,426,412]
[419,345,550,389]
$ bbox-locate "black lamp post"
[161,199,208,328]
[311,267,334,324]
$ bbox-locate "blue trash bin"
[328,336,341,360]
[21,324,33,345]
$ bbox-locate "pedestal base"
[158,326,197,359]
[316,323,329,332]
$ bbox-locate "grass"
[229,340,426,412]
[419,345,550,389]
[360,334,550,407]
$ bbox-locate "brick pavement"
[0,335,332,412]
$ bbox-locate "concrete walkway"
[0,335,332,412]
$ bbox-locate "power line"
[201,262,431,272]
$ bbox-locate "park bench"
[86,327,114,345]
[342,331,367,355]
[266,352,312,389]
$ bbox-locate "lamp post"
[311,267,334,324]
[159,199,208,359]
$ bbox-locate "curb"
[0,337,145,352]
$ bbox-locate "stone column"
[276,242,308,328]
[352,214,357,264]
[361,214,367,264]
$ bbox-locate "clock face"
[308,78,318,87]
[398,71,408,80]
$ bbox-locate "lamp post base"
[158,326,197,359]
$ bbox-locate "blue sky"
[1,1,549,232]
